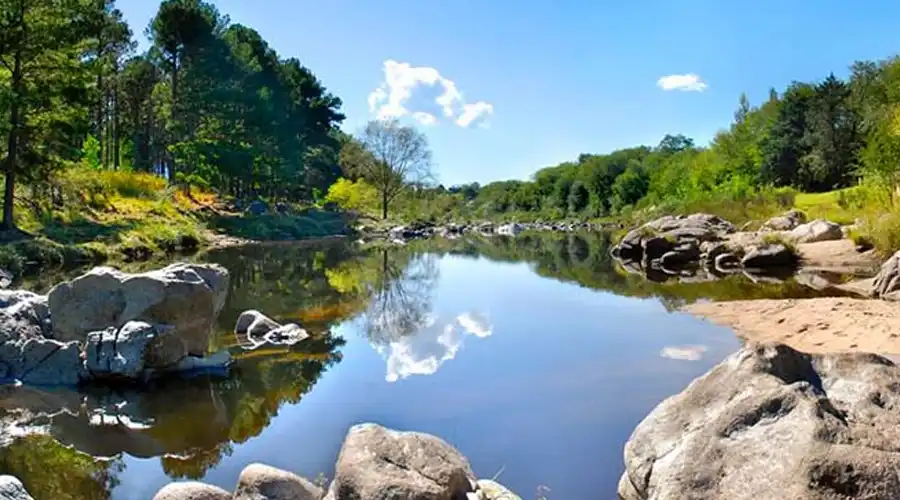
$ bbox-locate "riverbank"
[0,171,353,283]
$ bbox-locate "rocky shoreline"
[1,423,521,500]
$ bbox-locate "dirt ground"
[685,297,900,355]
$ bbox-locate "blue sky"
[118,0,900,186]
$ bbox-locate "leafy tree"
[341,120,433,219]
[567,180,589,213]
[0,0,98,230]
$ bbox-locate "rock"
[152,482,231,500]
[497,223,524,236]
[48,263,229,355]
[641,236,675,260]
[741,244,797,269]
[246,200,269,216]
[234,463,323,500]
[85,321,187,379]
[714,253,741,273]
[477,480,521,500]
[18,339,84,385]
[0,291,50,342]
[795,270,833,291]
[235,310,281,338]
[789,219,843,243]
[659,243,700,269]
[764,209,807,231]
[0,476,34,500]
[873,250,900,300]
[234,310,308,348]
[325,423,476,500]
[0,269,11,289]
[619,342,900,500]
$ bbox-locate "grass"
[794,187,862,225]
[1,166,351,279]
[760,232,799,256]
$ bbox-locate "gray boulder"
[741,244,797,269]
[152,482,231,500]
[0,291,50,342]
[0,476,34,500]
[48,263,229,355]
[496,223,524,236]
[764,209,807,231]
[873,250,900,300]
[234,463,323,500]
[324,423,477,500]
[789,219,843,243]
[0,269,11,289]
[0,337,84,386]
[84,321,188,379]
[235,310,281,338]
[619,342,900,500]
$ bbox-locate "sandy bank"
[684,297,900,355]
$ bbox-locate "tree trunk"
[2,52,22,231]
[169,55,178,183]
[382,191,388,219]
[113,69,120,170]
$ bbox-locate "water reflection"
[0,231,856,499]
[0,333,343,498]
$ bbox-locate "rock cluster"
[382,220,605,242]
[0,263,232,386]
[233,310,309,349]
[611,213,801,281]
[147,423,520,500]
[619,342,900,500]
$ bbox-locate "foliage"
[340,119,433,219]
[325,177,379,214]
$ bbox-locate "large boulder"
[789,219,843,243]
[873,250,900,300]
[234,463,323,500]
[0,476,34,500]
[84,321,189,380]
[613,214,737,268]
[152,482,231,500]
[48,263,229,355]
[324,423,477,500]
[619,342,900,500]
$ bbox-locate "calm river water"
[0,232,837,499]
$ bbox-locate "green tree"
[340,120,433,219]
[0,0,98,230]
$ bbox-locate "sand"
[684,297,900,355]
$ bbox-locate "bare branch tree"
[340,119,433,219]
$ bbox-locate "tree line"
[0,0,345,231]
[394,56,900,222]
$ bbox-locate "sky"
[118,0,900,186]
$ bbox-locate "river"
[0,232,840,499]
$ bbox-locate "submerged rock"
[48,262,229,355]
[618,342,900,500]
[234,463,323,500]
[324,423,477,500]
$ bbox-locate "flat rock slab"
[685,297,900,355]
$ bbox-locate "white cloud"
[368,59,492,128]
[455,102,494,128]
[660,345,709,361]
[372,312,493,382]
[657,73,708,92]
[412,111,437,126]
